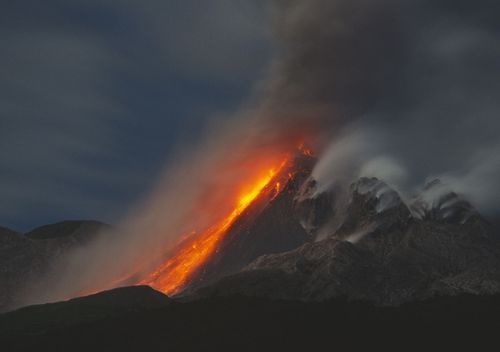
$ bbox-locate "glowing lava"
[141,158,289,296]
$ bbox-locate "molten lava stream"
[141,158,289,296]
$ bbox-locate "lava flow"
[140,157,290,296]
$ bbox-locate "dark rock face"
[0,221,109,312]
[196,178,500,305]
[294,177,338,238]
[333,178,411,246]
[189,155,314,290]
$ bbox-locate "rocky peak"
[294,177,411,243]
[410,179,478,224]
[331,178,411,249]
[351,177,406,214]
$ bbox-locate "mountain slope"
[185,154,315,291]
[194,178,500,305]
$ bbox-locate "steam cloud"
[19,0,500,306]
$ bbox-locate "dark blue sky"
[0,1,272,231]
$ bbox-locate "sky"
[0,1,273,231]
[2,0,500,232]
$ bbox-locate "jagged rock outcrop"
[294,177,338,239]
[410,179,478,224]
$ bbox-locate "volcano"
[3,162,500,350]
[3,152,500,311]
[139,151,316,296]
[193,177,500,305]
[2,150,500,352]
[133,150,500,305]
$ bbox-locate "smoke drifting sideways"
[18,0,500,306]
[270,0,500,213]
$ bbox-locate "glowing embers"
[141,158,289,296]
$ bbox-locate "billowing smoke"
[18,0,500,306]
[268,0,500,215]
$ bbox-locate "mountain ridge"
[1,288,500,351]
[192,176,500,305]
[0,220,110,312]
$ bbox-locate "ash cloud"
[17,0,500,306]
[266,0,500,215]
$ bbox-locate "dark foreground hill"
[0,286,171,335]
[1,286,500,351]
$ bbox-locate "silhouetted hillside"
[0,220,110,311]
[1,288,499,351]
[25,220,109,240]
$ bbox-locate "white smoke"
[312,126,408,193]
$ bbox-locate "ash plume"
[17,0,500,306]
[266,0,500,214]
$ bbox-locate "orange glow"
[141,158,289,296]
